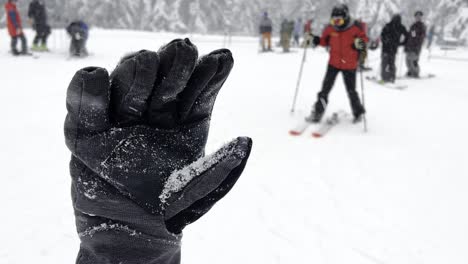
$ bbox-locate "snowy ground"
[1,29,468,264]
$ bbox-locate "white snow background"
[1,29,468,264]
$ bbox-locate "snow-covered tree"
[0,0,465,38]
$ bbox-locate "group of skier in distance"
[5,0,89,57]
[4,1,433,144]
[260,4,430,125]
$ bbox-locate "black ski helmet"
[415,11,424,17]
[331,4,350,29]
[391,14,402,24]
[331,4,350,19]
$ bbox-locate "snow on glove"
[64,38,253,264]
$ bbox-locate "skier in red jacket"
[5,0,28,55]
[306,4,368,123]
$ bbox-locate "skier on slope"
[259,12,273,52]
[280,19,294,52]
[306,4,367,123]
[426,25,436,49]
[28,0,51,52]
[304,19,313,35]
[380,14,408,83]
[405,11,427,78]
[64,38,252,263]
[66,20,89,57]
[293,18,303,47]
[5,0,29,56]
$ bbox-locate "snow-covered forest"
[1,0,467,38]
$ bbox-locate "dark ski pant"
[281,32,291,52]
[70,38,88,57]
[33,24,51,46]
[11,34,27,54]
[313,65,365,118]
[381,51,397,82]
[293,34,300,46]
[406,51,420,77]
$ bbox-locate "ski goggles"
[330,17,345,26]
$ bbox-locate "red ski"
[311,111,349,138]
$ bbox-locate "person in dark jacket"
[5,0,28,55]
[380,14,407,82]
[259,12,273,51]
[306,4,368,123]
[28,0,50,51]
[280,19,294,52]
[405,11,427,78]
[66,20,89,57]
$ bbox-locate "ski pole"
[359,67,368,133]
[291,42,308,114]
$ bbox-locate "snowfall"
[1,28,468,264]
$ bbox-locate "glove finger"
[65,67,110,152]
[177,52,220,122]
[147,39,198,128]
[180,49,234,124]
[110,50,159,125]
[161,137,253,234]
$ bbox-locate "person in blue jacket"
[67,20,89,57]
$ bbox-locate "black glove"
[65,39,253,264]
[304,34,320,47]
[312,36,321,46]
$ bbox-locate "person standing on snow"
[28,0,51,52]
[306,4,367,123]
[67,20,89,57]
[5,0,28,55]
[304,19,313,35]
[426,25,436,49]
[280,19,294,52]
[259,12,273,52]
[380,14,408,83]
[405,11,427,78]
[293,18,303,47]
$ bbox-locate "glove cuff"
[77,222,182,264]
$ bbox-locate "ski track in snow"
[1,28,468,264]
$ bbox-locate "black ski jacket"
[381,15,407,54]
[405,21,427,54]
[28,0,47,26]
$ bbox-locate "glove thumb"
[161,137,253,234]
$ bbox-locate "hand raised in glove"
[305,33,321,47]
[65,39,253,264]
[353,38,366,50]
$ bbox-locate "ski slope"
[1,29,468,264]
